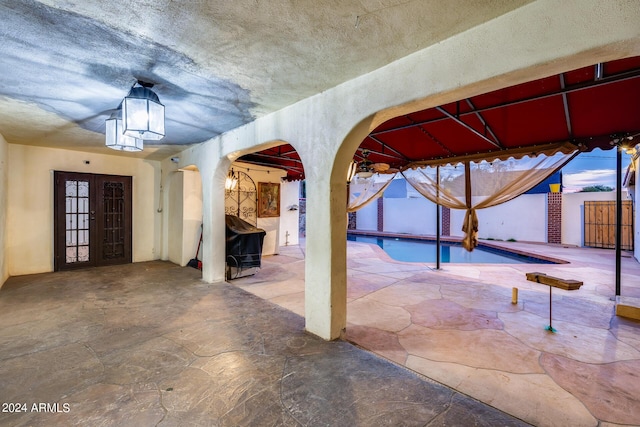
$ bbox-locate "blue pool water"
[347,234,555,264]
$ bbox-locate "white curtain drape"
[347,172,397,213]
[401,150,579,250]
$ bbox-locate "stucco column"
[198,161,228,283]
[304,171,348,340]
[0,133,7,287]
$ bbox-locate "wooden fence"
[584,200,634,250]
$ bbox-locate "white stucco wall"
[182,170,203,265]
[374,191,626,247]
[562,191,621,247]
[384,198,437,235]
[6,144,161,275]
[279,180,300,247]
[450,196,549,243]
[167,171,186,265]
[166,168,204,266]
[0,133,8,288]
[358,193,545,242]
[355,201,378,231]
[476,194,547,242]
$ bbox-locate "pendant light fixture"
[122,80,165,141]
[105,106,143,151]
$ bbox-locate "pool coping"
[346,230,570,264]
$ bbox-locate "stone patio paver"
[236,239,640,427]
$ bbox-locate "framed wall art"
[258,182,280,217]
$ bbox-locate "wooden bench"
[526,272,582,291]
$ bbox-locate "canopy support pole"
[616,148,622,297]
[436,166,441,270]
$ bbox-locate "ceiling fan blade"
[371,163,390,172]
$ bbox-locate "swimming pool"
[347,234,557,264]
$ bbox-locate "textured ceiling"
[0,0,533,159]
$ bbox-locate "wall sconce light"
[122,80,165,141]
[225,169,238,191]
[105,107,143,151]
[613,134,637,156]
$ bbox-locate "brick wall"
[547,193,562,244]
[348,212,357,230]
[442,206,451,236]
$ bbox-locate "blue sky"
[561,148,631,192]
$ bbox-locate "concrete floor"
[233,239,640,427]
[0,261,528,426]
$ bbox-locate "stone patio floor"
[233,239,640,427]
[0,260,528,426]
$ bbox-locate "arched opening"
[204,54,640,425]
[334,55,640,426]
[346,56,640,232]
[223,142,307,315]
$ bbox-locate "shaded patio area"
[233,239,640,427]
[0,261,527,426]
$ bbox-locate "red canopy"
[240,56,640,180]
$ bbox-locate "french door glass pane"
[65,181,77,197]
[66,247,77,263]
[64,180,90,264]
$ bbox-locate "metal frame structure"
[224,171,258,226]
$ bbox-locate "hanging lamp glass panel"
[105,110,144,151]
[122,86,165,140]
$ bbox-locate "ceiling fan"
[356,149,391,178]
